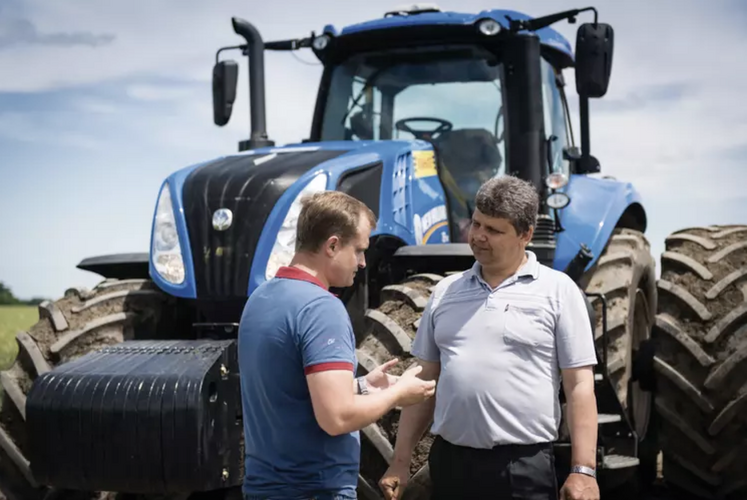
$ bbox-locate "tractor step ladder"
[592,365,639,471]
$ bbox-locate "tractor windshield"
[319,44,507,199]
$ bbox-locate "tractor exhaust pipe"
[232,17,274,150]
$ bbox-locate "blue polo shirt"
[238,266,359,498]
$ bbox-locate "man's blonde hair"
[296,191,377,253]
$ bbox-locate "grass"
[0,305,37,370]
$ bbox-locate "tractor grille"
[529,214,556,267]
[182,149,349,298]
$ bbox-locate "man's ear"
[521,225,534,245]
[324,235,340,257]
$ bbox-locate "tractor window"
[541,59,572,176]
[392,80,506,199]
[319,45,507,215]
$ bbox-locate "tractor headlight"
[312,34,330,51]
[478,19,501,36]
[265,173,328,280]
[545,172,569,190]
[152,182,185,284]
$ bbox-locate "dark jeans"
[428,435,558,499]
[245,494,355,500]
[244,492,357,500]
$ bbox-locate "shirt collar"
[275,266,329,290]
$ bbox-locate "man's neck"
[480,252,528,289]
[288,253,330,289]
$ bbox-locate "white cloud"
[0,111,102,150]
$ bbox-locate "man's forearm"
[331,388,403,435]
[391,397,436,465]
[566,380,598,468]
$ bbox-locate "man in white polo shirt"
[378,176,600,500]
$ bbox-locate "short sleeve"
[297,295,356,375]
[411,294,441,362]
[555,279,598,370]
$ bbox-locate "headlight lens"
[312,34,330,51]
[265,173,328,280]
[545,172,569,190]
[547,192,570,209]
[478,19,501,36]
[152,183,185,284]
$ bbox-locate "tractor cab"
[212,5,613,251]
[317,43,507,240]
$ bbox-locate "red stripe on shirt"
[304,362,354,375]
[275,266,328,290]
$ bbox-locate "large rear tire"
[652,224,747,499]
[0,278,174,500]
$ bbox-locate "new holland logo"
[212,208,233,231]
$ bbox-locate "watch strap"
[356,376,369,395]
[570,465,596,478]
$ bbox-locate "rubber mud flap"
[24,339,242,494]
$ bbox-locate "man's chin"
[329,277,355,289]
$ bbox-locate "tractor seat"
[431,128,504,194]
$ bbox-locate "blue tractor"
[8,4,738,500]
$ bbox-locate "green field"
[0,306,37,370]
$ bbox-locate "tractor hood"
[160,140,430,299]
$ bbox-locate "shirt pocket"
[499,301,555,351]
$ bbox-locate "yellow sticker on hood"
[413,150,437,178]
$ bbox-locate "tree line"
[0,281,48,306]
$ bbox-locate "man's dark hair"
[474,176,539,236]
[296,191,377,253]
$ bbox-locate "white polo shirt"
[411,250,597,448]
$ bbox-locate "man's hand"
[365,358,400,393]
[560,472,599,500]
[379,462,410,500]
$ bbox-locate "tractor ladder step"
[602,454,639,470]
[598,413,621,424]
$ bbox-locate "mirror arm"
[215,45,246,65]
[579,95,590,163]
[506,7,598,33]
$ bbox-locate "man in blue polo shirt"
[238,190,436,500]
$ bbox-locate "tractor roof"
[321,5,574,64]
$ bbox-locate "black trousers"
[428,435,559,500]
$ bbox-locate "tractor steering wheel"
[395,117,453,141]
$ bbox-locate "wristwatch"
[570,465,596,478]
[356,376,369,395]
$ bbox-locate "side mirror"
[575,23,614,98]
[212,60,238,126]
[564,147,600,174]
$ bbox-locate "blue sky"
[1,0,746,300]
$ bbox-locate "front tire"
[0,279,172,500]
[354,273,443,500]
[583,228,657,441]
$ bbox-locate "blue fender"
[554,174,647,273]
